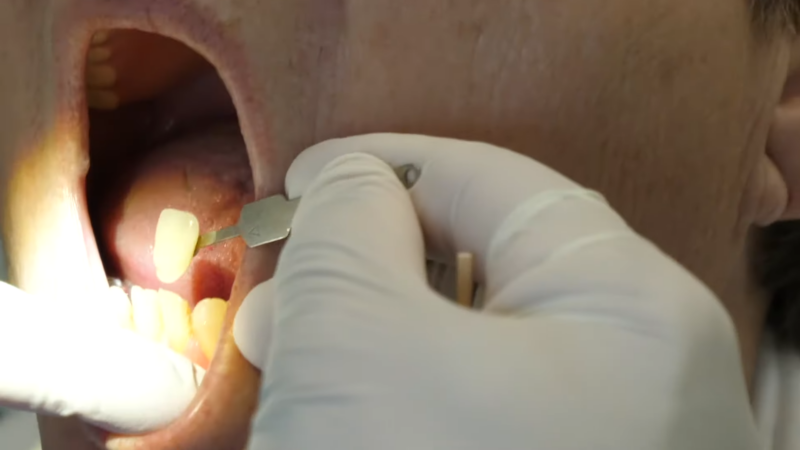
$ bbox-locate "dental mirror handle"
[194,164,421,254]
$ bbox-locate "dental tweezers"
[194,164,421,254]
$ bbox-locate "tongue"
[95,122,253,304]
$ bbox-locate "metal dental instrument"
[194,164,422,254]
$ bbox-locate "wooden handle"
[456,252,475,308]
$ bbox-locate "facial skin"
[2,0,800,449]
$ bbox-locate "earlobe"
[761,43,800,224]
[748,151,787,226]
[765,98,800,222]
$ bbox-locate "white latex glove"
[236,134,762,450]
[0,281,204,434]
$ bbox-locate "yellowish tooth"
[130,286,163,343]
[158,289,192,354]
[107,286,133,330]
[86,46,112,63]
[85,65,117,88]
[91,30,110,45]
[153,209,200,284]
[86,89,119,110]
[192,298,228,361]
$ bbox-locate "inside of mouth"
[84,29,253,368]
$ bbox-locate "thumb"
[278,152,430,308]
[233,279,275,370]
[0,282,204,434]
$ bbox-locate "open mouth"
[85,29,251,369]
[74,29,264,450]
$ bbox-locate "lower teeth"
[102,260,472,365]
[158,289,192,354]
[191,298,227,361]
[104,280,226,363]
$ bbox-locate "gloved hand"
[235,134,761,450]
[0,281,204,434]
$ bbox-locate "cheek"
[464,1,773,286]
[510,1,763,227]
[275,0,779,293]
[0,2,71,227]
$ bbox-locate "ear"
[764,43,800,224]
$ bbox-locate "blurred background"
[0,238,42,450]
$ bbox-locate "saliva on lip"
[102,208,228,368]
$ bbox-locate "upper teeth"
[153,209,200,284]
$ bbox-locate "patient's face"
[0,0,794,449]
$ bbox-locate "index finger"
[287,134,671,316]
[288,133,612,275]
